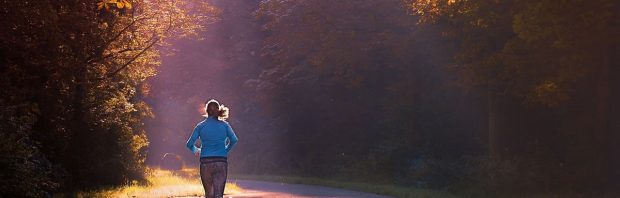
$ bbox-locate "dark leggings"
[199,157,228,198]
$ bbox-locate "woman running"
[186,99,238,198]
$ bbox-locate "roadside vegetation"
[59,168,242,198]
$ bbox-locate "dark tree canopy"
[0,0,217,195]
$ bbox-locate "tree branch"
[93,11,177,80]
[86,16,151,64]
[102,36,159,79]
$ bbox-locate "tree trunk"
[488,90,501,158]
[610,3,620,188]
[610,51,620,188]
[66,65,89,186]
[593,47,613,187]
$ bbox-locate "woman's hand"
[194,148,201,157]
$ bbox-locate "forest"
[1,0,618,197]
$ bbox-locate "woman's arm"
[225,122,238,152]
[186,122,203,155]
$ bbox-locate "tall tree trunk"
[610,50,620,189]
[66,65,89,187]
[488,90,501,158]
[585,49,611,188]
[605,10,618,185]
[611,2,620,188]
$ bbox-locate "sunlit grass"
[70,168,242,198]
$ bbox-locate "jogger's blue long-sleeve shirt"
[186,116,238,157]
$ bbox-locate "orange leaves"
[405,0,450,22]
[97,0,132,11]
[528,80,569,107]
[96,1,109,10]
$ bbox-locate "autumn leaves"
[98,0,133,11]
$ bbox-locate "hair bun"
[218,105,229,120]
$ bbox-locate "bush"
[454,156,581,197]
[0,105,60,197]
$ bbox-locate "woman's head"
[204,99,229,120]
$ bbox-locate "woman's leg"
[211,162,228,198]
[200,161,214,198]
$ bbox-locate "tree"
[404,0,617,158]
[253,0,482,184]
[0,0,218,192]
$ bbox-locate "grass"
[229,174,459,198]
[61,168,242,198]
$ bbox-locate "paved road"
[224,179,393,198]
